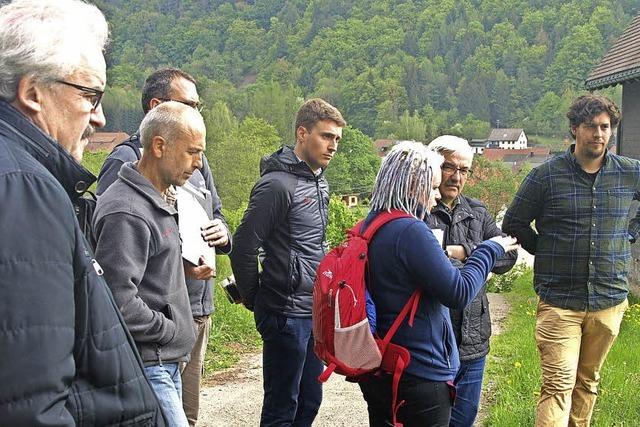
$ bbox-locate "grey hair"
[140,101,205,150]
[0,0,109,101]
[427,135,474,159]
[370,141,444,220]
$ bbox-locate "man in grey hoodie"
[93,101,205,427]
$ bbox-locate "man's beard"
[81,125,95,140]
[584,143,606,159]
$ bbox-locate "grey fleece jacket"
[93,162,195,366]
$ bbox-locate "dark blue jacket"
[364,212,504,382]
[97,133,231,317]
[0,100,163,425]
[230,146,329,316]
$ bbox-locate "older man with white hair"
[0,0,163,425]
[426,135,517,427]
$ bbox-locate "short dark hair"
[294,98,346,137]
[141,68,196,113]
[567,94,621,137]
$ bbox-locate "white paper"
[432,228,444,248]
[176,183,216,270]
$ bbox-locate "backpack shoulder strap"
[382,291,421,348]
[357,210,412,241]
[113,133,142,160]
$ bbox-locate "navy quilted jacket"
[0,101,163,426]
[230,146,329,316]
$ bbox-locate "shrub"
[325,196,368,248]
[487,263,528,293]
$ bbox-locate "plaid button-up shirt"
[503,145,640,311]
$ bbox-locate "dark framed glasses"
[441,162,473,177]
[56,80,104,110]
[157,97,204,112]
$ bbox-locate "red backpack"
[312,210,422,427]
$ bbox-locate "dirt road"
[198,292,511,426]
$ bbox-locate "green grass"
[204,256,261,377]
[81,151,109,192]
[484,271,640,425]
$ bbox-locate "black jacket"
[230,146,329,316]
[97,133,231,317]
[427,195,517,361]
[0,101,163,426]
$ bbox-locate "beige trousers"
[180,315,211,427]
[535,298,628,427]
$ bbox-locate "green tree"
[208,117,281,210]
[101,86,143,133]
[326,196,361,249]
[394,110,427,141]
[324,127,380,196]
[544,23,604,91]
[243,80,303,142]
[464,156,529,218]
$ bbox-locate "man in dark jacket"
[97,68,231,426]
[0,0,163,425]
[94,102,208,427]
[426,136,517,427]
[230,99,345,426]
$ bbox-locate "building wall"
[497,135,527,150]
[621,81,640,296]
[517,131,528,148]
[621,81,640,159]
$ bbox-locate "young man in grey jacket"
[94,102,207,427]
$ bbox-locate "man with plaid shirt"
[503,94,638,427]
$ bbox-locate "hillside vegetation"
[94,0,636,205]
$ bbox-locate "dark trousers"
[254,306,323,427]
[359,372,452,427]
[449,356,486,427]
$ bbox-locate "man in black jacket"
[426,135,518,427]
[0,0,163,425]
[97,68,231,427]
[230,99,345,426]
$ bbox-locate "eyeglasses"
[56,80,104,110]
[157,98,204,112]
[441,162,473,177]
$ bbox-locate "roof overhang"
[585,66,640,90]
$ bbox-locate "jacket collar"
[432,195,474,224]
[260,145,324,180]
[0,100,96,202]
[565,143,610,171]
[118,162,177,216]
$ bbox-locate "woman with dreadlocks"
[358,141,518,426]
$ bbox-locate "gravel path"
[198,352,367,426]
[474,292,510,426]
[198,293,512,426]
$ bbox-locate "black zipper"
[315,178,328,254]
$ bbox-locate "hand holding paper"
[184,256,215,280]
[201,218,229,247]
